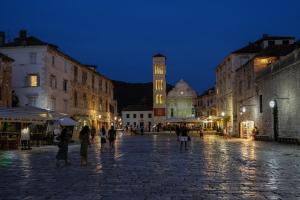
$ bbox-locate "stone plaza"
[0,134,300,200]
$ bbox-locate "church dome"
[167,79,197,99]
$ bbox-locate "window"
[247,75,251,90]
[64,61,68,73]
[155,80,163,90]
[29,52,37,64]
[74,66,78,82]
[83,94,87,108]
[126,114,130,118]
[74,91,78,107]
[133,114,137,118]
[238,80,243,95]
[52,56,55,67]
[28,96,37,106]
[92,75,95,89]
[50,75,57,88]
[259,95,263,113]
[63,80,68,92]
[283,40,289,45]
[63,99,68,113]
[268,40,275,46]
[140,114,144,118]
[82,72,87,85]
[154,64,164,74]
[148,113,152,118]
[99,98,103,111]
[171,108,174,117]
[50,97,56,110]
[127,122,130,126]
[98,79,102,93]
[156,94,163,104]
[28,74,39,87]
[134,122,136,126]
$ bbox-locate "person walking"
[99,126,106,152]
[20,126,30,150]
[90,126,96,143]
[80,126,90,166]
[108,126,116,151]
[56,128,70,167]
[175,125,180,141]
[180,123,189,151]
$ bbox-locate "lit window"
[28,74,39,87]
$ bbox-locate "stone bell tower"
[152,53,167,127]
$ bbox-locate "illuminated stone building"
[0,52,13,107]
[0,30,117,130]
[195,87,217,130]
[167,80,197,121]
[255,45,300,141]
[152,54,167,126]
[152,54,198,126]
[216,34,295,136]
[234,45,296,138]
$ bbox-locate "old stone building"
[234,45,296,138]
[216,35,295,136]
[195,87,217,130]
[167,79,197,121]
[0,30,117,130]
[0,52,13,107]
[255,46,300,141]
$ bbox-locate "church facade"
[152,54,198,126]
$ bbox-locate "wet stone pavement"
[1,134,300,200]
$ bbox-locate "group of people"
[175,123,190,151]
[55,125,117,168]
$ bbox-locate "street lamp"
[221,112,225,117]
[242,106,246,113]
[269,99,278,141]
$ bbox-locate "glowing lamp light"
[221,112,225,117]
[98,115,102,119]
[114,116,117,121]
[242,106,246,113]
[269,100,276,108]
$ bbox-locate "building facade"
[255,46,300,141]
[167,79,197,121]
[0,52,13,107]
[234,45,295,138]
[152,54,167,126]
[0,30,117,130]
[121,105,153,132]
[216,35,295,136]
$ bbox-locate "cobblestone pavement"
[1,134,300,200]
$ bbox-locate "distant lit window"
[28,74,39,87]
[29,52,37,64]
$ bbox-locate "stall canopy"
[0,106,51,123]
[0,106,76,125]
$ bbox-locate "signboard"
[154,108,166,116]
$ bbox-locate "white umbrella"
[58,117,77,126]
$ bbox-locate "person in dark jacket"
[56,128,70,167]
[180,123,189,151]
[80,126,90,166]
[108,126,116,151]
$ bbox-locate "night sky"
[1,0,300,94]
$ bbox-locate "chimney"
[0,32,5,46]
[19,30,27,40]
